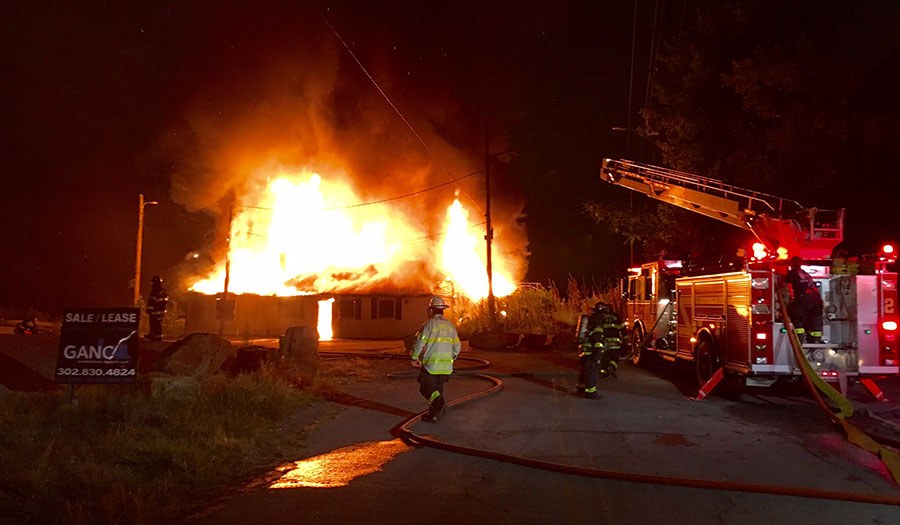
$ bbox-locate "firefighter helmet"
[429,296,450,310]
[151,275,162,285]
[592,302,608,315]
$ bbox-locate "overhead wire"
[237,170,480,212]
[311,1,484,215]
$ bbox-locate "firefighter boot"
[423,394,445,422]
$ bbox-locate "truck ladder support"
[860,378,889,402]
[692,367,724,400]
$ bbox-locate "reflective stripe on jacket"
[580,313,624,355]
[411,315,461,375]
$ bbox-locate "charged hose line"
[776,288,900,486]
[322,348,900,506]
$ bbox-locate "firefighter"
[785,256,823,344]
[576,302,625,398]
[410,296,461,422]
[145,275,168,341]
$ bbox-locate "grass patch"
[0,365,318,523]
[455,277,621,339]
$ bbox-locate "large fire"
[190,164,520,302]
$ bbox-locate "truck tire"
[631,326,649,367]
[694,337,718,388]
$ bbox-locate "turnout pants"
[789,293,823,343]
[149,313,164,340]
[578,351,599,395]
[417,368,448,414]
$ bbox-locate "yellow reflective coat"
[411,314,461,375]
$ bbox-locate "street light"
[133,194,158,306]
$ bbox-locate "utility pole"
[133,194,157,306]
[219,193,235,336]
[484,127,496,330]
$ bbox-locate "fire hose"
[319,346,900,506]
[775,288,900,485]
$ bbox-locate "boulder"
[403,335,417,354]
[279,326,319,383]
[551,330,577,351]
[223,345,270,375]
[469,331,521,350]
[150,375,201,402]
[519,333,548,350]
[154,333,235,378]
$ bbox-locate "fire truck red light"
[882,321,898,331]
[755,332,767,340]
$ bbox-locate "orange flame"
[190,163,521,301]
[438,199,516,300]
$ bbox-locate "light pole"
[134,194,158,306]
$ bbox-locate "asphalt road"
[194,341,900,524]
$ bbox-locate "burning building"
[181,163,525,339]
[164,42,529,339]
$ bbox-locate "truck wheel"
[694,338,718,388]
[631,327,647,367]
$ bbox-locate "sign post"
[55,307,141,384]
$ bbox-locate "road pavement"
[195,341,900,524]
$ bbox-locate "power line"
[325,171,478,210]
[237,170,479,212]
[312,1,484,215]
[233,221,487,247]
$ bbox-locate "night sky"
[2,1,897,316]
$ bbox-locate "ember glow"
[190,163,521,301]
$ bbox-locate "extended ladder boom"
[600,158,844,259]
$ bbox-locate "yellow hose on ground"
[777,288,900,484]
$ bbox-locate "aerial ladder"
[600,158,845,260]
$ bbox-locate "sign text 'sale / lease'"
[56,307,140,384]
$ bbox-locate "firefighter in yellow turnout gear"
[411,296,461,422]
[576,302,625,398]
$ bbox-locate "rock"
[279,326,319,383]
[225,345,270,375]
[469,331,521,350]
[154,333,235,378]
[551,330,577,351]
[519,333,548,350]
[403,335,417,354]
[150,375,201,402]
[138,344,161,374]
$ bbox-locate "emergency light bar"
[879,243,896,263]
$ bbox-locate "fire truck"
[601,159,898,392]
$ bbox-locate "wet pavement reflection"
[269,439,413,489]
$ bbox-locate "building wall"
[183,292,435,339]
[333,295,432,339]
[183,293,317,338]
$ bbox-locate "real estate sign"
[55,307,140,383]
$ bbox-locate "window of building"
[370,297,404,320]
[339,299,361,320]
